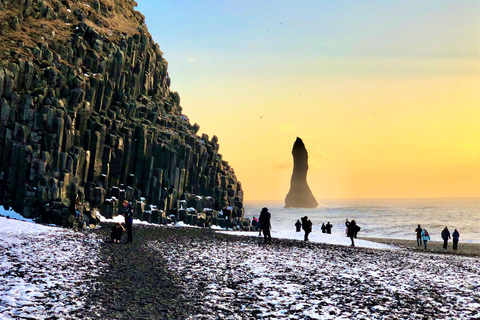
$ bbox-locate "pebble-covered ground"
[150,231,480,320]
[0,229,105,319]
[1,224,480,319]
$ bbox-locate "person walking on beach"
[326,222,332,234]
[452,229,460,250]
[415,224,423,247]
[345,219,358,247]
[123,200,134,243]
[301,216,313,241]
[295,219,302,232]
[259,207,271,244]
[441,226,451,250]
[321,222,326,233]
[421,228,430,250]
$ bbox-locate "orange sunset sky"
[137,1,480,202]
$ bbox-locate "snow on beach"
[1,210,480,319]
[152,234,480,319]
[0,212,105,319]
[218,229,395,250]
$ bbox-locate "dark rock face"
[0,0,244,227]
[284,137,317,208]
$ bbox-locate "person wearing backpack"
[345,218,358,247]
[301,216,313,241]
[421,228,430,250]
[259,207,272,244]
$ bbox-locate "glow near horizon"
[136,1,480,201]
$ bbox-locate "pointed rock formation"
[284,137,318,208]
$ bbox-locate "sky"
[136,1,480,202]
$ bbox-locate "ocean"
[244,198,480,244]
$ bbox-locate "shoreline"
[360,236,480,257]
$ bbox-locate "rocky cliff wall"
[0,0,245,227]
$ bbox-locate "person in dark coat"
[259,207,271,244]
[252,216,258,230]
[321,223,326,233]
[415,224,423,247]
[325,222,332,234]
[111,223,124,243]
[345,218,358,247]
[452,229,460,250]
[301,216,312,241]
[295,219,302,232]
[441,226,451,250]
[123,200,134,243]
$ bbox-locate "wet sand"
[361,237,480,257]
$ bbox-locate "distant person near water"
[452,229,460,250]
[301,216,313,241]
[252,216,258,231]
[123,200,134,243]
[421,229,430,250]
[441,226,451,250]
[295,219,302,232]
[321,223,326,233]
[326,222,332,234]
[259,207,272,244]
[415,224,423,247]
[345,219,359,247]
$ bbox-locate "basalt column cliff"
[284,137,318,208]
[0,0,246,228]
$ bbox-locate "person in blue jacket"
[421,229,430,250]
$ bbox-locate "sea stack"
[284,137,318,208]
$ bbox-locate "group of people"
[257,209,362,246]
[321,222,333,234]
[415,225,460,250]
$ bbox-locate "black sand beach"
[89,225,480,319]
[2,224,479,319]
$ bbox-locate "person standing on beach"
[421,228,430,250]
[441,226,451,250]
[252,216,258,231]
[295,219,302,232]
[326,222,332,234]
[259,207,271,244]
[123,200,134,243]
[321,222,326,233]
[301,216,313,241]
[345,219,358,247]
[452,229,460,250]
[415,224,423,247]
